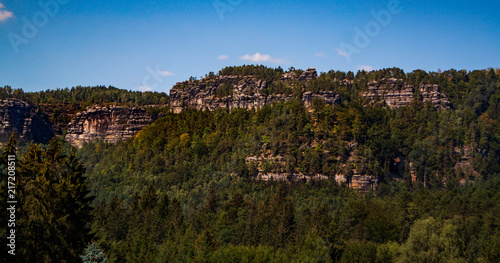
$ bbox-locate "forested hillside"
[76,66,499,262]
[0,85,169,106]
[1,66,499,262]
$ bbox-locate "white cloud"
[159,71,174,76]
[335,48,348,57]
[239,52,287,64]
[217,54,229,60]
[315,52,327,58]
[139,86,153,92]
[357,65,374,71]
[0,3,14,22]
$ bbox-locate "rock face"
[170,71,452,113]
[65,106,158,148]
[0,99,162,148]
[170,68,340,113]
[0,99,53,144]
[0,68,454,150]
[244,152,377,192]
[335,173,377,193]
[245,154,329,182]
[298,67,318,82]
[302,91,340,108]
[362,78,451,109]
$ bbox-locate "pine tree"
[17,138,93,262]
[271,184,295,247]
[80,243,107,263]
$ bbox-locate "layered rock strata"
[65,106,157,148]
[0,99,53,144]
[170,68,340,113]
[334,173,378,193]
[362,78,451,109]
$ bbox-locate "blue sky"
[0,0,499,93]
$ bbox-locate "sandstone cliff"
[170,70,452,113]
[244,148,378,192]
[65,106,161,148]
[170,68,340,113]
[0,68,454,150]
[362,78,451,109]
[0,99,53,144]
[0,99,162,148]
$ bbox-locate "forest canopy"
[0,66,499,262]
[0,85,169,107]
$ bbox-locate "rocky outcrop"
[362,78,451,109]
[65,106,159,148]
[0,99,163,148]
[298,67,318,82]
[171,71,452,113]
[334,173,378,193]
[0,69,455,149]
[170,68,340,113]
[38,103,87,136]
[244,153,377,192]
[170,75,268,113]
[302,91,340,108]
[244,154,328,182]
[0,99,53,144]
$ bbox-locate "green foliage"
[207,245,286,263]
[0,85,169,107]
[218,65,284,83]
[1,138,94,262]
[340,240,378,263]
[214,82,234,97]
[73,68,499,260]
[397,217,466,263]
[81,243,108,263]
[1,66,498,262]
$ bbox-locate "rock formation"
[298,67,318,82]
[334,173,377,193]
[362,78,451,109]
[0,99,162,148]
[65,106,159,148]
[171,71,453,113]
[170,68,340,113]
[0,68,454,151]
[302,91,340,108]
[0,99,53,144]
